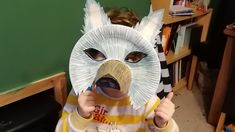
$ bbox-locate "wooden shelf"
[166,48,191,64]
[163,9,212,25]
[173,78,187,91]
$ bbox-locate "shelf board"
[173,78,187,92]
[163,9,212,25]
[166,48,191,64]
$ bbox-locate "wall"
[0,0,149,94]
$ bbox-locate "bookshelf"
[151,0,212,91]
[166,48,191,64]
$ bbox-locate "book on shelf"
[174,25,183,54]
[162,26,172,55]
[169,5,193,16]
[170,12,194,16]
[175,61,179,84]
[183,24,192,49]
[162,23,179,55]
[168,24,180,54]
[174,22,197,54]
[179,60,182,80]
[173,0,185,6]
[168,58,189,87]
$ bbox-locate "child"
[56,1,178,132]
[56,85,178,131]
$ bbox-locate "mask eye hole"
[84,48,106,61]
[125,51,147,63]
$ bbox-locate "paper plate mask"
[69,0,163,109]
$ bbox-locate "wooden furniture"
[215,112,227,132]
[0,72,68,108]
[209,23,235,126]
[151,0,212,91]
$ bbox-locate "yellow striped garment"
[55,88,179,132]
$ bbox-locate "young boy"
[56,1,178,132]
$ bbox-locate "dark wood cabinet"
[208,23,235,130]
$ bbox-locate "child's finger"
[159,99,175,110]
[155,111,169,121]
[83,90,95,96]
[155,106,173,117]
[87,106,96,113]
[86,96,95,101]
[166,92,174,100]
[87,100,95,106]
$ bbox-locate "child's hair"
[106,7,140,27]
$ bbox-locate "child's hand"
[77,86,96,118]
[154,92,175,128]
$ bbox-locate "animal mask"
[69,0,163,109]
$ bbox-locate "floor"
[172,84,215,132]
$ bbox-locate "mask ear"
[82,0,111,33]
[149,4,153,14]
[134,9,164,47]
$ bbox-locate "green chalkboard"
[0,0,149,94]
